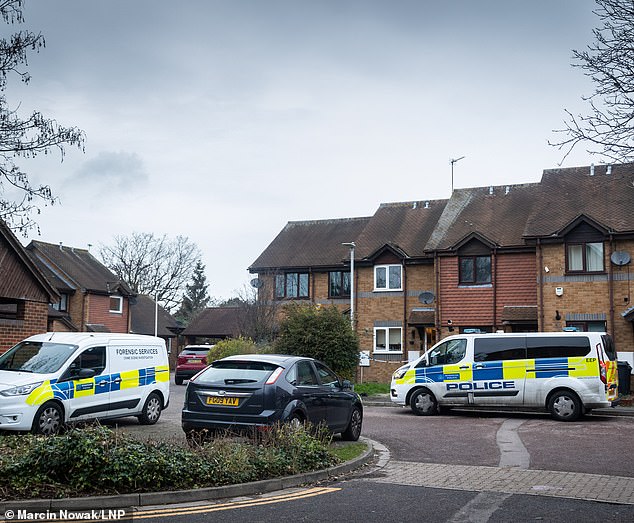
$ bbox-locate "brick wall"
[540,241,634,353]
[0,300,48,352]
[86,294,129,333]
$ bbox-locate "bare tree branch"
[99,232,201,313]
[551,0,634,163]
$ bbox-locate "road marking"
[133,487,341,518]
[448,492,513,523]
[496,419,530,469]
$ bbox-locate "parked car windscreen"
[0,341,78,374]
[196,360,279,385]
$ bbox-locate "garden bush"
[0,423,339,501]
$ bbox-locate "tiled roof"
[524,163,634,237]
[26,241,133,295]
[355,200,448,259]
[249,217,371,271]
[130,294,179,337]
[182,307,241,337]
[426,183,540,251]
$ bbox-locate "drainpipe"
[81,290,87,331]
[609,234,615,336]
[492,248,497,331]
[538,240,544,331]
[435,251,441,339]
[403,262,407,358]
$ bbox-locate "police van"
[0,332,170,435]
[391,332,619,421]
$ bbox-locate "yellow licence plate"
[205,396,239,406]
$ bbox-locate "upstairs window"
[374,264,402,291]
[52,293,69,312]
[329,271,351,298]
[566,242,604,273]
[275,273,309,299]
[459,256,491,285]
[109,296,123,314]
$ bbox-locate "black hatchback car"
[181,354,363,440]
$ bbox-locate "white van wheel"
[410,389,438,416]
[33,402,63,435]
[548,390,581,422]
[138,392,162,425]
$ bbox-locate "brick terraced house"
[0,221,59,352]
[250,163,634,383]
[26,240,135,333]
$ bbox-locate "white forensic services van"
[0,332,170,435]
[391,332,619,421]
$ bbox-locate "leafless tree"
[100,232,201,313]
[0,0,85,235]
[232,281,279,343]
[551,0,634,162]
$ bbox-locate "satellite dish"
[250,278,263,289]
[418,291,435,304]
[611,251,631,266]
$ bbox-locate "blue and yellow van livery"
[391,333,619,421]
[0,333,170,435]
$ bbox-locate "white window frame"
[373,327,403,354]
[109,295,123,314]
[374,264,402,291]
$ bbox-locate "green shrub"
[0,423,340,501]
[207,336,258,361]
[274,304,359,379]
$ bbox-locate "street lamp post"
[342,242,356,329]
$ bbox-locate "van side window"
[69,346,106,376]
[422,339,467,367]
[526,337,590,358]
[474,338,526,362]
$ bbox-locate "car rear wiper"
[224,378,257,384]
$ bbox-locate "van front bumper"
[0,400,35,432]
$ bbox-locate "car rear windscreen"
[196,361,279,385]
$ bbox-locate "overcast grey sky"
[10,0,601,300]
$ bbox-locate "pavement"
[2,394,634,511]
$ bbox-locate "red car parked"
[175,345,213,385]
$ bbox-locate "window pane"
[375,329,386,350]
[388,328,401,351]
[275,275,285,298]
[286,273,298,297]
[476,256,491,283]
[375,267,386,289]
[586,242,603,271]
[389,266,401,289]
[567,245,583,271]
[329,271,341,297]
[460,258,474,283]
[299,273,309,297]
[342,271,351,296]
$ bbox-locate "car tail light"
[596,342,607,385]
[265,367,283,385]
